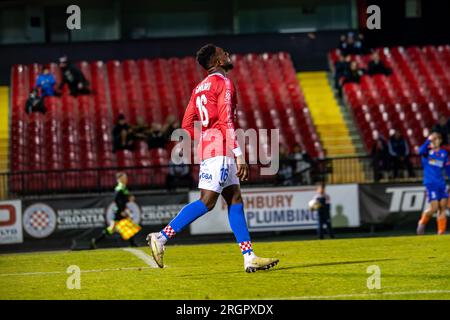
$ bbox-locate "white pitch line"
[122,248,159,268]
[263,290,450,300]
[0,266,154,277]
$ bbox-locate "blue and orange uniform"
[418,139,450,202]
[417,139,450,234]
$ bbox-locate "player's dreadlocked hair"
[196,44,217,70]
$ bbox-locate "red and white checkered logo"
[163,225,176,238]
[30,210,50,230]
[23,203,56,238]
[239,241,252,253]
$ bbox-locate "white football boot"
[244,252,279,273]
[146,232,165,268]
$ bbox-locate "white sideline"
[0,266,154,277]
[264,290,450,300]
[121,248,159,268]
[0,249,159,277]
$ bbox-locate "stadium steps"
[326,72,367,156]
[297,72,366,183]
[0,86,9,199]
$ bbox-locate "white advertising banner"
[190,185,360,235]
[0,200,23,244]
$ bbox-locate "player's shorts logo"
[106,202,141,225]
[23,203,57,238]
[199,173,213,180]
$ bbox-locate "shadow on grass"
[272,258,399,272]
[173,258,399,278]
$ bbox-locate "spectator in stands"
[432,115,450,146]
[367,52,392,76]
[147,116,180,149]
[342,32,359,56]
[166,149,192,190]
[338,34,348,53]
[162,115,181,140]
[130,116,150,142]
[58,56,91,96]
[277,145,294,186]
[371,133,390,182]
[147,123,168,149]
[388,130,415,179]
[35,67,56,97]
[342,61,365,85]
[334,53,351,93]
[112,114,133,152]
[290,144,314,185]
[354,33,367,55]
[25,89,46,114]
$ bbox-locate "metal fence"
[0,156,426,199]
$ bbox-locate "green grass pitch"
[1,235,449,300]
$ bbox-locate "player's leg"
[417,189,439,235]
[91,220,116,249]
[326,217,335,239]
[221,185,279,273]
[162,189,218,239]
[147,189,219,267]
[437,197,448,235]
[317,216,324,239]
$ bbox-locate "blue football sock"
[161,199,209,239]
[228,203,253,254]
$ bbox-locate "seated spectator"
[112,114,133,152]
[371,133,389,182]
[367,52,392,76]
[147,123,168,149]
[58,56,91,96]
[162,115,180,140]
[388,130,415,179]
[432,115,450,146]
[277,145,294,186]
[147,116,180,149]
[35,67,56,97]
[354,33,367,55]
[342,61,365,85]
[290,145,314,185]
[342,32,358,56]
[166,149,192,190]
[338,34,348,53]
[334,54,351,91]
[25,90,46,114]
[130,116,150,142]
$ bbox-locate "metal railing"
[0,156,426,199]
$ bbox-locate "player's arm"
[217,79,248,181]
[445,155,450,179]
[418,136,432,156]
[181,94,198,139]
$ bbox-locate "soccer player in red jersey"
[147,44,279,272]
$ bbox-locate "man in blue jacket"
[417,133,450,235]
[35,67,56,97]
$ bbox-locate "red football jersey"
[182,72,242,161]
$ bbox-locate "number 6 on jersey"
[196,94,209,127]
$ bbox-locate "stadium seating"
[329,45,450,152]
[9,52,323,193]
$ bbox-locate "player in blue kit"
[416,133,450,235]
